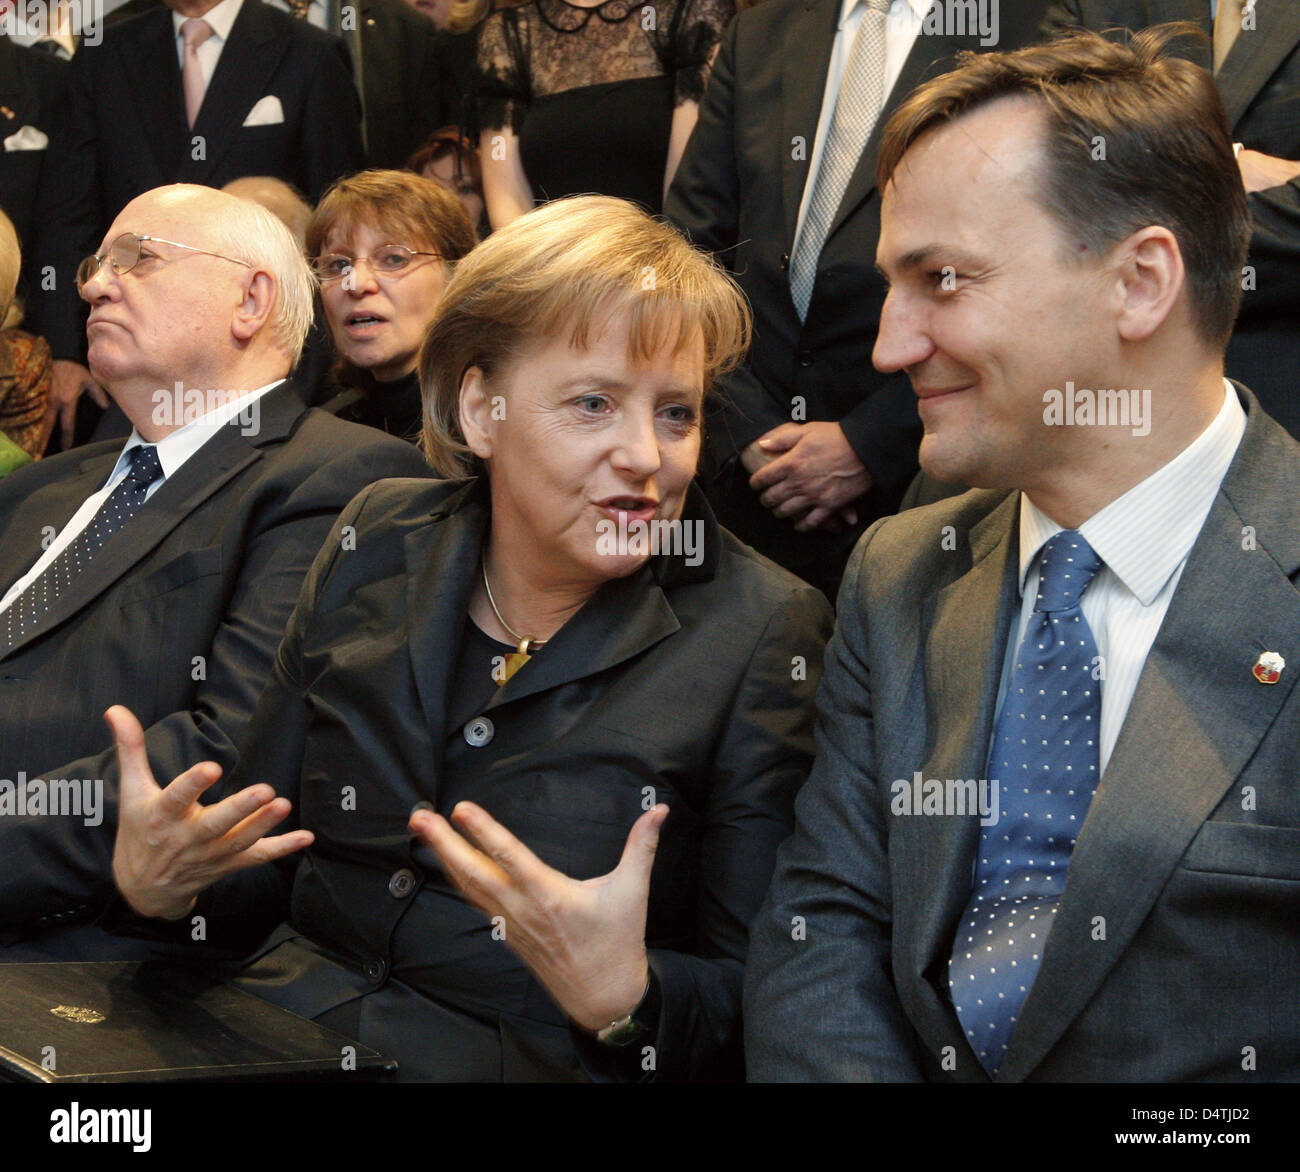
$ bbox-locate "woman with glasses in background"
[307,170,478,441]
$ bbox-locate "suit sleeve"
[576,580,835,1082]
[26,43,103,363]
[299,38,366,202]
[1241,178,1300,320]
[665,19,793,466]
[0,436,429,941]
[835,371,923,499]
[744,530,927,1080]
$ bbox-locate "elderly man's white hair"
[165,184,315,365]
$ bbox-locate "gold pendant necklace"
[482,560,547,685]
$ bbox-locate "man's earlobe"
[232,270,276,343]
[1116,227,1182,343]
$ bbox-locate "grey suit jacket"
[744,384,1300,1081]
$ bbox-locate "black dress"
[319,368,424,444]
[476,0,733,213]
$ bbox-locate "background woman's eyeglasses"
[311,245,441,284]
[76,232,252,292]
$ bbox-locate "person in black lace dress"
[475,0,733,227]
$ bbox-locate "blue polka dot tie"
[949,530,1104,1076]
[2,444,163,649]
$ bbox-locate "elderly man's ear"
[459,365,496,461]
[231,269,277,343]
[1111,225,1184,344]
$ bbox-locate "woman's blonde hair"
[418,195,751,477]
[0,208,24,330]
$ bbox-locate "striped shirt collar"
[1017,379,1247,607]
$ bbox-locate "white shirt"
[993,380,1247,780]
[0,380,284,616]
[793,0,932,248]
[173,0,246,85]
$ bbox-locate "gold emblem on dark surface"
[50,1005,106,1024]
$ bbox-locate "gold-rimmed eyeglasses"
[76,232,253,292]
[310,244,442,284]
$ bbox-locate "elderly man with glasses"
[0,183,431,962]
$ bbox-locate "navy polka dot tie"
[3,445,163,649]
[949,530,1104,1075]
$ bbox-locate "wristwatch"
[596,973,661,1048]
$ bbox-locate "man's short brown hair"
[877,24,1251,350]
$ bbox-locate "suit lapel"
[122,7,189,179]
[0,382,303,662]
[999,393,1300,1082]
[900,492,1020,1066]
[183,0,288,186]
[482,570,680,711]
[1216,3,1300,133]
[403,482,485,755]
[781,0,841,250]
[0,38,27,120]
[0,453,117,616]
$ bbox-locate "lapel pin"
[0,107,13,121]
[1252,651,1285,685]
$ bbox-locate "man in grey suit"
[745,26,1300,1081]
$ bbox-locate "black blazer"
[1042,1,1300,438]
[0,36,68,257]
[27,0,366,361]
[664,0,1046,590]
[0,380,431,944]
[356,0,447,169]
[195,476,832,1080]
[104,0,447,170]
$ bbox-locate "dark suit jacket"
[27,0,366,361]
[664,0,1046,591]
[745,384,1300,1081]
[356,0,446,168]
[0,380,431,946]
[191,476,832,1080]
[0,36,68,257]
[104,0,446,170]
[1042,1,1300,438]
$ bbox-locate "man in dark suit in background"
[665,0,1046,596]
[0,183,429,958]
[1043,2,1300,438]
[107,0,449,169]
[0,35,68,258]
[27,0,365,450]
[746,27,1300,1080]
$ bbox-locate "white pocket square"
[4,126,48,152]
[241,95,284,128]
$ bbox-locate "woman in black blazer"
[107,196,834,1081]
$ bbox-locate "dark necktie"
[2,445,163,649]
[949,530,1105,1075]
